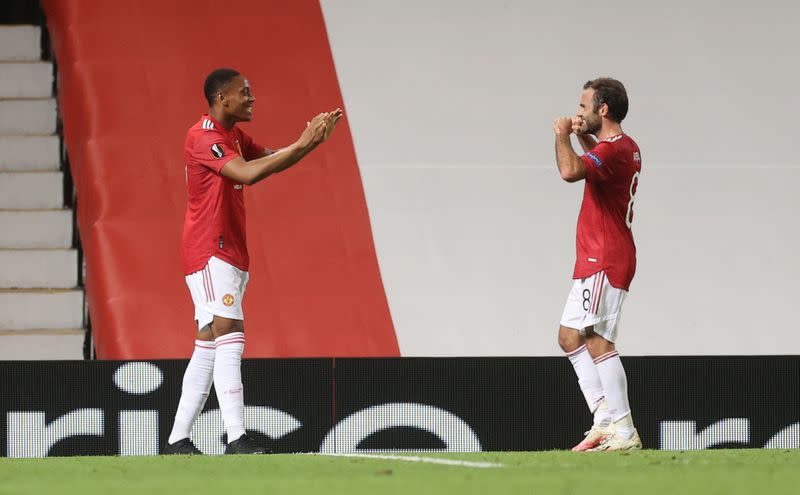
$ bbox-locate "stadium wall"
[319,0,800,356]
[1,356,798,456]
[41,0,398,359]
[41,0,799,358]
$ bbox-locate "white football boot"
[572,398,613,452]
[588,429,643,451]
[572,423,614,452]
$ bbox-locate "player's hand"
[298,113,328,149]
[553,117,573,136]
[323,108,343,141]
[571,116,587,135]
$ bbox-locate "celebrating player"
[553,77,642,451]
[164,68,342,455]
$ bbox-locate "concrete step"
[0,329,85,360]
[0,26,39,62]
[0,171,63,209]
[0,209,72,248]
[0,98,56,134]
[0,249,77,288]
[0,289,83,330]
[0,135,60,171]
[0,62,52,98]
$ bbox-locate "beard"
[583,113,601,135]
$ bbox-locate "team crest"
[211,143,225,159]
[222,294,235,307]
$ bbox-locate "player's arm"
[221,110,342,185]
[571,116,598,152]
[220,146,309,186]
[260,148,277,158]
[553,117,586,183]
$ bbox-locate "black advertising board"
[1,357,797,456]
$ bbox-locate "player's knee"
[558,327,583,353]
[585,332,614,357]
[557,334,570,352]
[211,317,243,338]
[195,325,214,342]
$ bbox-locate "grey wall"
[321,0,800,356]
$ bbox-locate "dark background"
[1,357,798,456]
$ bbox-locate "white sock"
[168,340,216,444]
[594,350,635,438]
[214,332,246,442]
[593,398,612,428]
[566,344,609,426]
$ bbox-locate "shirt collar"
[202,114,235,134]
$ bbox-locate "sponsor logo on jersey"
[586,152,603,167]
[234,184,243,190]
[222,294,235,307]
[605,135,623,143]
[211,144,225,159]
[633,151,641,162]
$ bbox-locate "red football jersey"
[181,115,265,275]
[573,133,642,290]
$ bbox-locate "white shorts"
[185,256,249,331]
[560,271,627,343]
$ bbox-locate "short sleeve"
[239,130,267,161]
[189,131,240,173]
[581,141,617,183]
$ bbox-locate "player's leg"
[165,274,218,454]
[583,280,641,451]
[202,257,268,454]
[209,316,247,445]
[561,324,612,451]
[584,330,627,429]
[210,316,267,454]
[559,277,612,451]
[559,325,605,414]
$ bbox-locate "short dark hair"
[583,77,628,122]
[203,68,241,106]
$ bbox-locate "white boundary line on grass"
[316,453,504,469]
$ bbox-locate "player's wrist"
[289,140,313,156]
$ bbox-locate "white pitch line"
[315,452,504,468]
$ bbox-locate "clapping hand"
[553,116,573,136]
[299,108,344,149]
[323,108,343,141]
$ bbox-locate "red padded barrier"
[42,0,399,358]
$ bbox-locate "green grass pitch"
[0,450,798,495]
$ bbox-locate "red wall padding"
[42,0,399,359]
